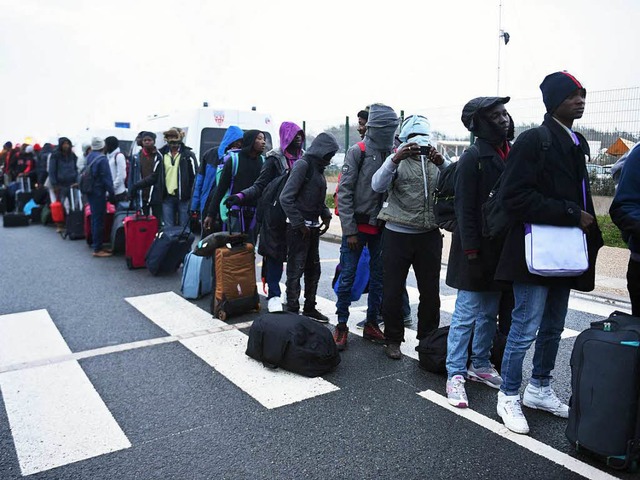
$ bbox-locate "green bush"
[597,215,627,248]
[325,194,335,209]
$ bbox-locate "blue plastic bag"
[333,246,370,302]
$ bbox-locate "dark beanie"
[104,136,119,151]
[540,71,585,113]
[141,131,156,140]
[3,141,12,149]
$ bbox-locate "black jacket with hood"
[48,137,78,188]
[280,132,338,229]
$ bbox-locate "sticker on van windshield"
[214,111,225,126]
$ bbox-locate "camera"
[419,145,431,155]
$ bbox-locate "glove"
[224,194,241,208]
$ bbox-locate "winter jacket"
[129,148,162,206]
[49,148,79,188]
[446,139,509,291]
[610,144,640,261]
[280,133,338,229]
[107,147,127,195]
[36,145,53,186]
[494,114,603,291]
[84,151,115,198]
[133,143,197,204]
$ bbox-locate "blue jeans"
[162,196,189,228]
[335,232,383,325]
[264,255,283,299]
[446,290,500,379]
[500,283,570,395]
[87,193,106,253]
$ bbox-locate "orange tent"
[606,137,635,156]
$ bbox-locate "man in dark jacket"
[280,132,338,321]
[225,122,304,312]
[610,143,640,316]
[444,96,514,408]
[129,131,163,220]
[49,137,79,232]
[494,72,603,435]
[85,137,115,257]
[130,128,197,228]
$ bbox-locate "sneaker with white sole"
[357,319,384,329]
[267,297,283,313]
[446,375,469,408]
[467,364,503,389]
[522,384,569,418]
[497,391,530,434]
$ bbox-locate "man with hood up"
[130,128,197,228]
[49,137,79,232]
[333,104,399,350]
[129,131,162,221]
[444,97,514,409]
[191,125,244,228]
[280,132,338,322]
[204,130,266,242]
[372,115,450,360]
[225,122,305,312]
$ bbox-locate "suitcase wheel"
[218,310,227,321]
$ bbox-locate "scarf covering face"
[364,104,399,152]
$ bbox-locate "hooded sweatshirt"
[280,132,339,228]
[49,137,79,188]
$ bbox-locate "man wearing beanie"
[333,104,399,350]
[372,114,450,360]
[129,131,162,219]
[84,137,115,257]
[493,72,603,434]
[444,97,515,408]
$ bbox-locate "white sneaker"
[467,364,503,389]
[522,384,569,418]
[267,297,283,313]
[446,375,469,408]
[497,391,530,434]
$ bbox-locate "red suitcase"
[124,213,158,269]
[84,202,116,245]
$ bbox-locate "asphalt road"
[0,223,634,479]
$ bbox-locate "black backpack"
[481,126,551,239]
[433,162,459,232]
[79,156,103,195]
[246,312,341,377]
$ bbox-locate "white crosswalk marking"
[126,292,340,409]
[0,310,131,476]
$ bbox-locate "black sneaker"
[384,343,402,360]
[302,308,329,323]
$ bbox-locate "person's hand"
[225,194,241,208]
[427,145,445,166]
[203,215,214,232]
[319,217,331,235]
[579,210,595,233]
[298,225,310,239]
[392,142,418,164]
[346,234,359,250]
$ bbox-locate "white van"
[136,106,278,161]
[71,127,137,158]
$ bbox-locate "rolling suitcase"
[181,251,213,299]
[211,237,260,321]
[110,210,129,254]
[124,211,157,269]
[15,177,32,213]
[3,212,29,227]
[566,311,640,470]
[145,223,194,275]
[63,188,85,240]
[84,202,116,245]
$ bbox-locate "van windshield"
[200,128,273,161]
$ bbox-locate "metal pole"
[497,0,502,96]
[400,110,405,125]
[302,120,307,150]
[345,116,349,153]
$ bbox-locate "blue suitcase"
[181,251,213,299]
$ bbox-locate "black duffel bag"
[246,312,341,378]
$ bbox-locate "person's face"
[290,133,303,149]
[61,141,71,153]
[228,139,243,151]
[357,117,367,139]
[142,137,155,149]
[253,133,266,153]
[484,103,510,137]
[169,140,180,151]
[554,89,586,121]
[321,152,335,167]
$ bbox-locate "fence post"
[302,120,307,149]
[400,110,405,125]
[345,116,349,153]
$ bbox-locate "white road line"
[0,310,130,476]
[568,296,630,317]
[418,390,616,480]
[126,292,339,409]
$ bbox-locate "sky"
[1,0,639,145]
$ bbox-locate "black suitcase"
[30,205,43,224]
[3,212,29,227]
[246,312,341,377]
[145,224,194,275]
[15,177,32,213]
[566,311,640,470]
[63,188,85,240]
[110,210,128,254]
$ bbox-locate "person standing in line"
[372,114,450,360]
[444,96,515,408]
[85,137,115,257]
[48,137,78,232]
[129,131,163,220]
[494,72,603,435]
[279,132,338,322]
[104,136,128,204]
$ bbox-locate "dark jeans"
[285,225,320,312]
[382,228,442,344]
[264,255,283,299]
[88,193,107,252]
[628,258,640,317]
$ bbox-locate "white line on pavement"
[418,389,616,480]
[126,292,339,409]
[0,310,131,476]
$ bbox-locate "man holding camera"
[372,115,449,359]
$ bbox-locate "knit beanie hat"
[540,71,585,113]
[141,131,156,141]
[91,137,105,150]
[33,143,42,152]
[104,136,119,151]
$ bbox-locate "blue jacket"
[190,126,243,215]
[610,145,640,258]
[85,151,115,198]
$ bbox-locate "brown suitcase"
[212,241,260,321]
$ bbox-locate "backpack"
[334,141,366,216]
[79,156,102,195]
[481,125,551,239]
[218,152,264,224]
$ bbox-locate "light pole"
[497,0,510,95]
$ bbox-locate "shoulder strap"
[536,125,552,169]
[356,141,366,166]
